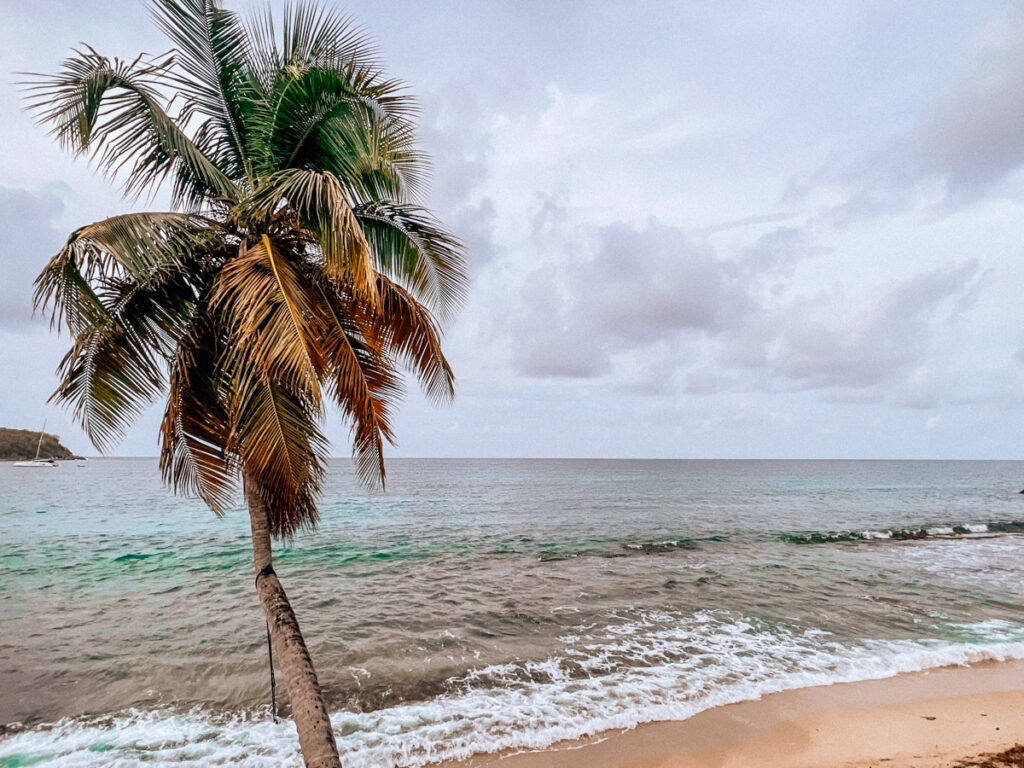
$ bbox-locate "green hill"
[0,427,81,461]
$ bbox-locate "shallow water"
[1,458,1023,766]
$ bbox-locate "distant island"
[0,427,82,461]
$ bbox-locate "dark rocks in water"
[987,521,1024,532]
[888,528,929,540]
[0,722,21,737]
[622,539,697,554]
[781,530,866,544]
[782,523,1019,545]
[537,553,578,562]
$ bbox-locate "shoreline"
[443,660,1024,768]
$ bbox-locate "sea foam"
[3,613,1024,768]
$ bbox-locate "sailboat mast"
[35,419,46,460]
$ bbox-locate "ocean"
[2,458,1023,767]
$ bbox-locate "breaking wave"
[3,613,1024,768]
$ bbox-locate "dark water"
[1,459,1023,766]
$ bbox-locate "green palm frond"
[249,64,422,193]
[53,324,163,452]
[355,202,467,320]
[249,1,375,72]
[151,0,253,182]
[35,251,110,337]
[50,269,195,451]
[307,85,426,200]
[22,47,238,207]
[35,211,217,450]
[34,212,211,332]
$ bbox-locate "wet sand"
[444,660,1024,768]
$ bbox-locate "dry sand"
[443,660,1024,768]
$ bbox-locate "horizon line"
[53,455,1024,462]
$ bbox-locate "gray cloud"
[512,220,802,382]
[511,269,610,379]
[795,13,1024,218]
[906,32,1024,197]
[584,222,750,341]
[511,212,981,414]
[0,187,66,329]
[734,226,830,283]
[449,197,499,272]
[754,261,981,396]
[694,258,980,405]
[418,94,501,273]
[511,222,730,379]
[683,367,736,396]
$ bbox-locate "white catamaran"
[13,421,58,467]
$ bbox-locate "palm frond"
[374,276,455,404]
[21,46,238,207]
[49,269,195,451]
[301,80,426,200]
[213,234,325,399]
[248,169,376,299]
[35,211,218,451]
[159,312,237,512]
[279,2,374,68]
[315,281,398,487]
[355,201,467,321]
[35,249,110,336]
[240,1,424,196]
[230,363,327,536]
[34,212,212,333]
[151,0,252,181]
[251,64,422,193]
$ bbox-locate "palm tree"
[23,1,466,766]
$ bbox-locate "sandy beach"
[445,661,1024,768]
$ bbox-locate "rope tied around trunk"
[255,564,279,724]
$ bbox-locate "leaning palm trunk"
[248,478,342,768]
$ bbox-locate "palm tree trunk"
[247,476,342,768]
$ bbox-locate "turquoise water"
[1,458,1023,766]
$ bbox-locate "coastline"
[443,660,1024,768]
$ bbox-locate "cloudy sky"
[2,0,1024,459]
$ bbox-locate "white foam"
[4,614,1024,768]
